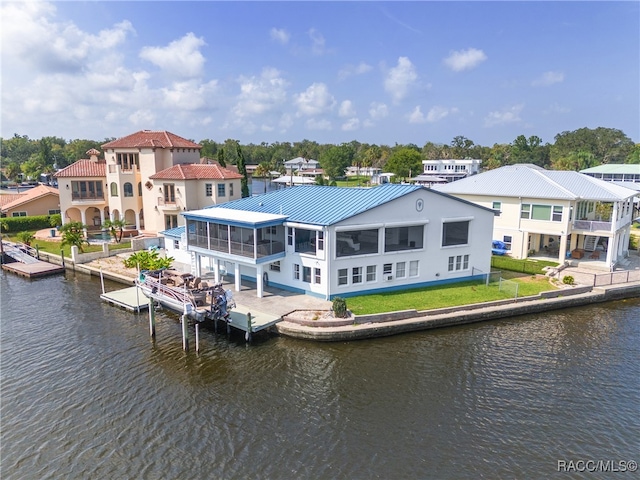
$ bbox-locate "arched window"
[110,182,118,196]
[124,182,133,197]
[137,182,142,197]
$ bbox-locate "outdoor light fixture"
[66,184,69,189]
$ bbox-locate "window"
[110,182,118,197]
[383,263,392,275]
[384,225,424,252]
[229,183,234,196]
[173,240,179,249]
[287,227,293,246]
[205,184,212,196]
[492,201,501,211]
[12,211,27,217]
[165,215,178,230]
[164,184,175,203]
[338,268,348,286]
[531,205,552,221]
[522,203,563,222]
[521,204,531,219]
[352,267,363,284]
[270,261,281,272]
[303,266,311,283]
[503,236,512,250]
[218,184,226,197]
[138,182,142,196]
[396,262,406,278]
[314,268,321,284]
[552,206,563,222]
[366,265,376,282]
[409,260,419,277]
[123,182,133,197]
[448,255,469,271]
[442,221,469,247]
[293,264,300,280]
[336,228,378,257]
[294,228,315,254]
[48,209,61,215]
[317,231,324,251]
[116,152,139,170]
[71,181,105,200]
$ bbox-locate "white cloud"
[306,118,332,130]
[270,28,290,45]
[444,48,487,72]
[408,106,426,124]
[338,62,373,80]
[426,106,459,123]
[161,79,220,111]
[484,104,524,127]
[369,102,389,120]
[294,83,336,116]
[232,68,289,117]
[532,71,565,87]
[140,33,206,78]
[384,57,418,103]
[339,100,356,117]
[342,118,360,131]
[129,110,156,127]
[543,103,570,114]
[308,28,326,55]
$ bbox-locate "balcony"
[157,197,181,211]
[71,192,105,204]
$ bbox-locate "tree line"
[1,127,638,185]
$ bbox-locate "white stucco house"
[435,164,637,270]
[176,183,496,299]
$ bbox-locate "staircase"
[583,235,599,252]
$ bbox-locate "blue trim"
[329,275,485,299]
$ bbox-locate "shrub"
[562,275,575,285]
[124,250,174,271]
[16,231,35,245]
[0,214,61,233]
[332,297,348,318]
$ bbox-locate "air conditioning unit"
[384,274,393,281]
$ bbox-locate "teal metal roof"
[159,226,185,238]
[187,184,424,226]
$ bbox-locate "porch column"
[80,209,87,236]
[256,264,264,298]
[61,211,67,224]
[234,262,241,292]
[135,209,141,230]
[195,254,202,277]
[559,233,568,262]
[99,209,105,226]
[214,258,221,283]
[569,233,578,252]
[605,236,616,267]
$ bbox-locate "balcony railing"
[573,220,612,232]
[71,192,104,201]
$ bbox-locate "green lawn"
[344,273,554,315]
[5,235,131,257]
[334,176,371,187]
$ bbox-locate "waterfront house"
[435,164,637,270]
[180,183,495,299]
[55,130,242,235]
[0,184,60,218]
[421,159,481,183]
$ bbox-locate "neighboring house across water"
[178,183,495,299]
[56,130,242,235]
[435,164,637,270]
[422,159,481,183]
[580,164,640,184]
[0,184,60,218]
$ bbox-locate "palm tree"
[60,221,89,253]
[253,162,272,193]
[103,218,126,243]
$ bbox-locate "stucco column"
[61,211,67,225]
[80,209,87,236]
[213,258,220,283]
[256,264,264,298]
[569,233,578,253]
[99,209,105,227]
[234,262,241,292]
[135,209,141,231]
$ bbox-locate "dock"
[228,303,282,334]
[1,241,66,278]
[100,286,149,312]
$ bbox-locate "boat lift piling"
[195,324,200,352]
[148,300,156,338]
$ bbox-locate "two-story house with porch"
[436,164,637,270]
[179,183,496,299]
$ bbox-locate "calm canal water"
[1,271,638,479]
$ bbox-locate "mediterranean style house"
[435,164,637,270]
[0,184,60,218]
[54,130,242,234]
[177,183,495,299]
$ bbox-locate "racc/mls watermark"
[557,460,637,473]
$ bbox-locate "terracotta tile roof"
[102,130,202,149]
[54,159,106,178]
[149,164,244,181]
[0,185,59,211]
[0,193,25,208]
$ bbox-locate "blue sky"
[1,1,638,147]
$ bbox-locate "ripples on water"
[1,272,638,479]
